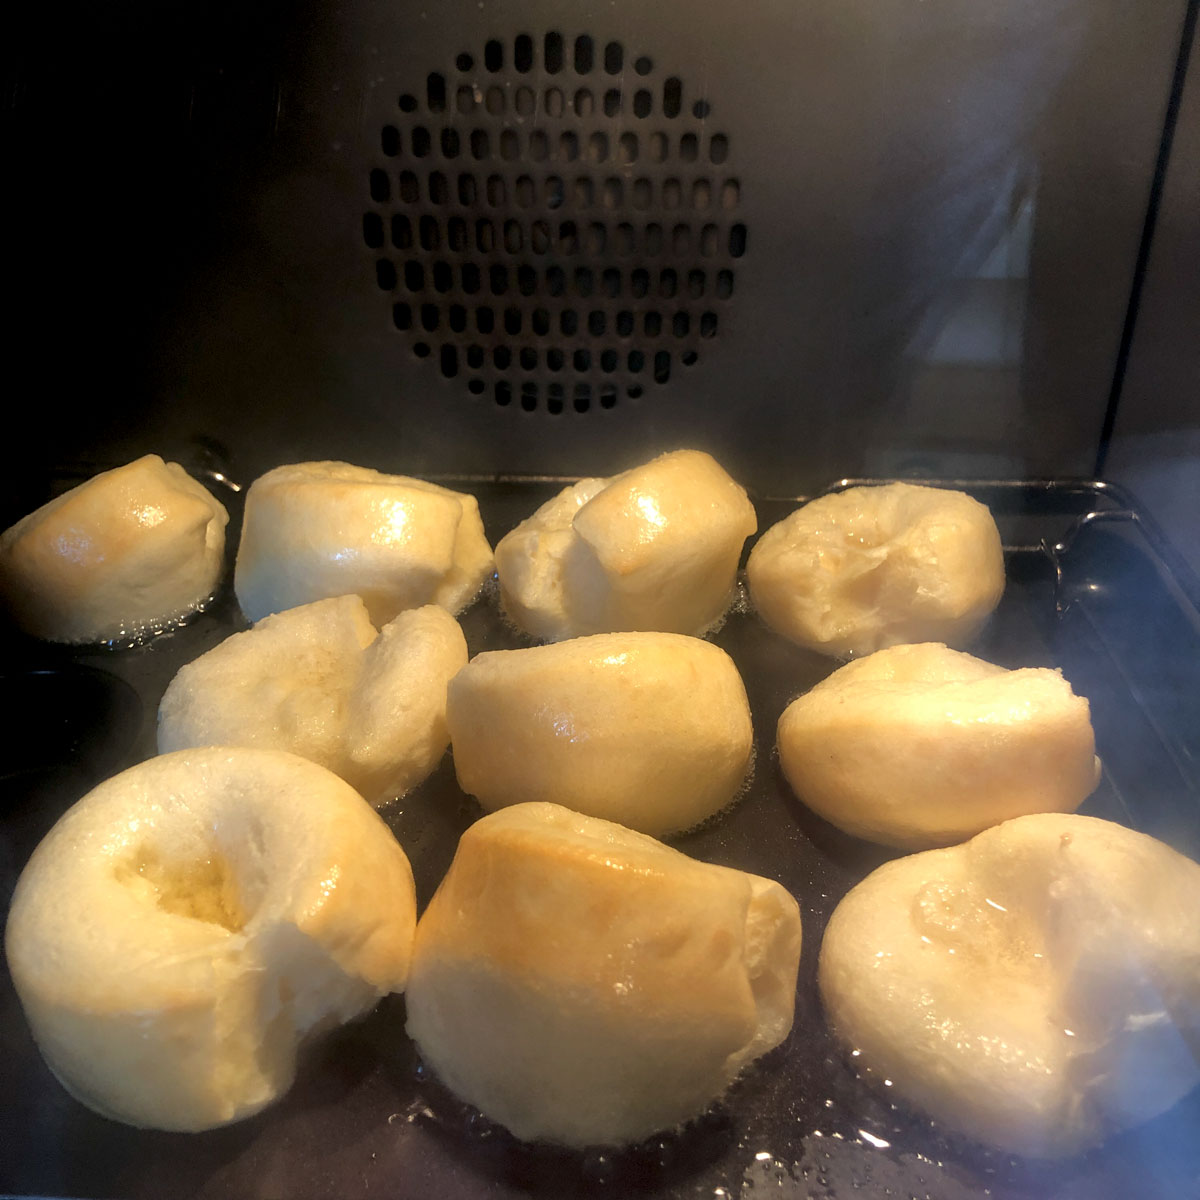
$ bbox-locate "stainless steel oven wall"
[1107,14,1200,578]
[4,0,1191,496]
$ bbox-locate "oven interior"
[3,0,1199,1196]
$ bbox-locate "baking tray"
[3,473,1200,1200]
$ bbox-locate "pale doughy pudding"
[0,454,229,644]
[405,802,803,1148]
[234,461,494,624]
[747,483,1004,658]
[4,747,417,1132]
[158,595,466,804]
[494,448,757,640]
[819,813,1200,1158]
[777,642,1100,848]
[445,631,754,837]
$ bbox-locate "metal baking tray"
[3,473,1199,1200]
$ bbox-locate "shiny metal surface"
[5,0,1193,494]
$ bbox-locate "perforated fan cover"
[363,32,746,415]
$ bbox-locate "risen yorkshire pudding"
[446,632,754,837]
[405,802,803,1148]
[777,642,1100,848]
[4,747,417,1132]
[747,483,1004,658]
[819,813,1200,1158]
[494,449,757,640]
[158,596,467,804]
[234,461,494,625]
[0,454,229,644]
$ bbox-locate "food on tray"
[0,454,229,643]
[777,642,1100,848]
[446,632,754,837]
[158,596,466,804]
[819,813,1200,1158]
[234,461,494,625]
[746,482,1004,658]
[494,448,757,641]
[4,747,417,1132]
[405,802,803,1148]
